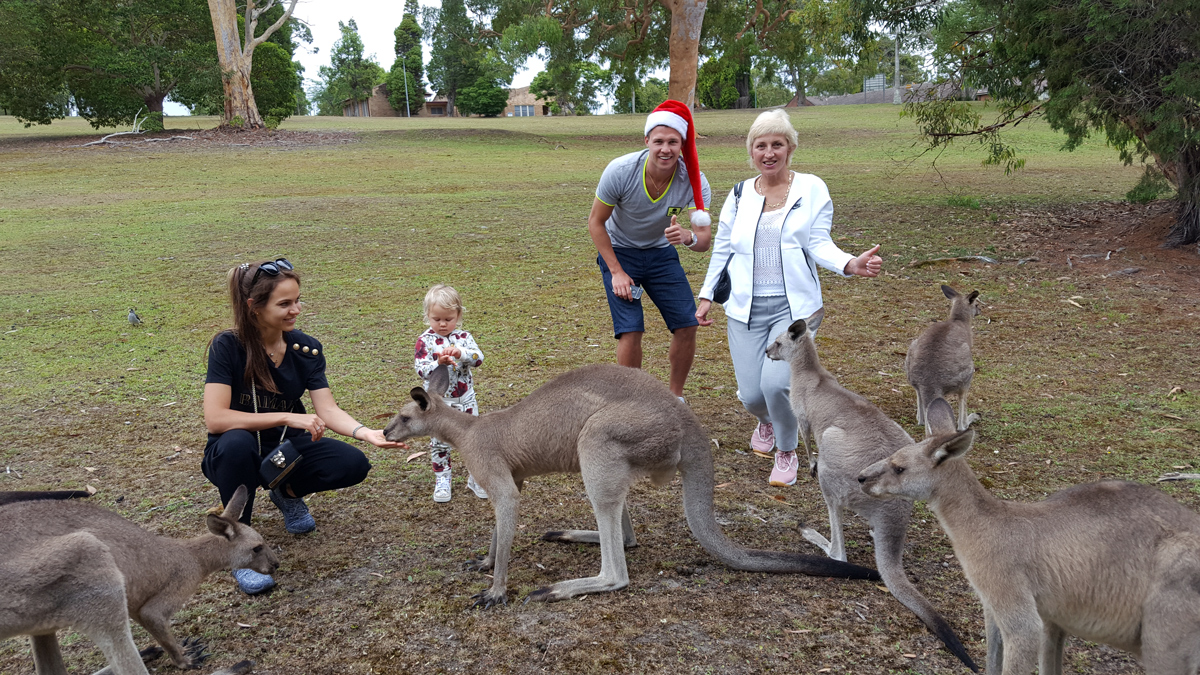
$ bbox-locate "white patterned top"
[752,208,787,297]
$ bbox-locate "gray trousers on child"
[726,295,805,454]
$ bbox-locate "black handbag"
[710,181,744,304]
[252,380,304,490]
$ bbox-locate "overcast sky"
[167,0,545,115]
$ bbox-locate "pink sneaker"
[750,422,775,458]
[769,450,799,486]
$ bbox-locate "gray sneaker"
[433,470,452,503]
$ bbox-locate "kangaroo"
[383,363,880,608]
[0,485,276,675]
[765,310,978,672]
[858,422,1200,675]
[906,285,981,435]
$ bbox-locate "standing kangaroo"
[383,363,880,608]
[0,485,275,675]
[858,423,1200,675]
[766,310,977,672]
[906,285,981,435]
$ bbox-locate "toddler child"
[414,284,487,502]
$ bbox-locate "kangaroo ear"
[426,364,451,398]
[941,284,958,299]
[805,306,824,334]
[206,513,237,540]
[787,319,807,339]
[930,429,975,466]
[411,386,432,411]
[221,485,249,522]
[967,290,980,303]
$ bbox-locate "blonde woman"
[696,110,883,487]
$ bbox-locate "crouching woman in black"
[202,259,403,594]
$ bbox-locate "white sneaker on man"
[466,474,488,499]
[433,470,452,503]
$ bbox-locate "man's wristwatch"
[685,230,696,247]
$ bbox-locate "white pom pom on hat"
[644,100,710,228]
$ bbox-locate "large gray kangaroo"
[859,421,1200,675]
[906,285,981,435]
[383,363,880,608]
[766,310,977,672]
[0,485,274,675]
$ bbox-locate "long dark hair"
[220,261,302,394]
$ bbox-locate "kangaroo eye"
[893,466,905,475]
[253,545,264,553]
[400,415,410,425]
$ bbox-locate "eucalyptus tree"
[206,0,299,128]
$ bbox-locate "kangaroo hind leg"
[541,502,637,548]
[1140,555,1200,675]
[527,450,635,602]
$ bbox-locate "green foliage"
[0,0,214,128]
[425,0,484,114]
[529,62,608,115]
[611,77,669,114]
[141,111,164,132]
[251,42,300,125]
[385,66,426,116]
[312,20,385,116]
[388,0,427,115]
[229,115,245,129]
[456,78,509,117]
[1127,166,1174,204]
[910,0,1200,245]
[697,56,747,110]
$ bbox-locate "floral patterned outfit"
[414,328,485,474]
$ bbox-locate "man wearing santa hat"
[588,100,713,400]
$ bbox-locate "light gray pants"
[726,295,802,453]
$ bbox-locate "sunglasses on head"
[250,258,294,286]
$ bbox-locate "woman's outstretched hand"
[845,244,883,278]
[359,427,406,449]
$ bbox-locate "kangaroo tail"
[679,441,880,580]
[0,490,92,507]
[877,530,979,672]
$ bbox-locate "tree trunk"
[207,0,297,128]
[663,0,707,108]
[1166,145,1200,248]
[734,70,751,109]
[794,67,812,106]
[143,95,165,113]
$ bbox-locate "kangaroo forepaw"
[961,412,981,429]
[138,645,164,663]
[470,589,508,610]
[177,636,210,669]
[809,461,818,479]
[463,555,494,572]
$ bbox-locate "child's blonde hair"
[423,284,464,322]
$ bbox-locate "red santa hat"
[643,100,711,227]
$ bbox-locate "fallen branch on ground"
[908,255,999,268]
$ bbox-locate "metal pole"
[402,52,412,117]
[893,29,902,104]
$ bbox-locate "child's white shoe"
[433,470,452,503]
[466,474,488,499]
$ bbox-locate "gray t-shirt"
[595,150,712,249]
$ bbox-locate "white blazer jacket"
[698,172,854,325]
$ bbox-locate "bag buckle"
[269,450,287,468]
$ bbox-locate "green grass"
[1,105,1196,675]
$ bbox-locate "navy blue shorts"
[598,247,699,338]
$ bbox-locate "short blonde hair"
[745,109,799,167]
[423,284,464,321]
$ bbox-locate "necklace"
[756,171,793,210]
[646,165,670,197]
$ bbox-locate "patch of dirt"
[0,127,359,152]
[999,199,1199,290]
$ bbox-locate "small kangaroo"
[906,285,981,435]
[383,363,880,608]
[766,310,978,672]
[0,485,276,675]
[858,421,1200,675]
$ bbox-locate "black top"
[206,330,329,439]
